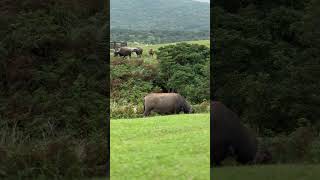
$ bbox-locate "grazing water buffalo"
[143,93,192,116]
[114,47,133,59]
[254,149,272,164]
[132,47,143,57]
[211,101,258,166]
[149,49,154,57]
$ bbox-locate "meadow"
[127,39,210,50]
[110,113,210,180]
[110,40,210,62]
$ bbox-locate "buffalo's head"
[184,102,192,114]
[254,149,272,164]
[114,50,119,57]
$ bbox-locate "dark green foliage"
[0,1,108,178]
[111,59,158,105]
[256,126,316,164]
[213,0,320,134]
[0,139,107,179]
[157,43,210,103]
[110,43,210,118]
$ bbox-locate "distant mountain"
[110,0,209,31]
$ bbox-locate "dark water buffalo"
[254,149,272,164]
[143,93,192,116]
[211,101,258,166]
[149,49,154,57]
[114,47,133,59]
[132,47,143,57]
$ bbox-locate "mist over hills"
[110,0,210,32]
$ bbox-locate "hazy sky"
[192,0,210,3]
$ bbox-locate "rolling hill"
[110,0,210,31]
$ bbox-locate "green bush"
[191,101,210,113]
[110,103,144,119]
[307,136,320,163]
[157,43,210,104]
[0,1,109,178]
[258,126,316,163]
[111,101,209,119]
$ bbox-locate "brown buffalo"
[149,49,154,57]
[114,47,133,59]
[143,93,192,116]
[132,47,143,57]
[211,101,258,166]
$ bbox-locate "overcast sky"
[192,0,210,3]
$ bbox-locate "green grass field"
[111,40,210,62]
[212,164,320,180]
[110,113,210,180]
[128,39,210,50]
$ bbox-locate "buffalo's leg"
[212,143,228,167]
[143,108,152,117]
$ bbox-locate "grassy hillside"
[212,164,320,180]
[110,114,210,180]
[110,0,209,31]
[110,40,210,119]
[126,40,210,60]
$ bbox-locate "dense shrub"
[111,58,158,105]
[257,126,316,163]
[191,101,210,114]
[110,103,144,119]
[157,43,210,104]
[111,102,209,119]
[213,0,320,134]
[307,136,320,163]
[0,1,108,178]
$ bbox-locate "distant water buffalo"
[149,49,154,57]
[211,101,258,166]
[143,93,192,116]
[114,47,133,59]
[132,47,143,57]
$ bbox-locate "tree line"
[212,0,320,135]
[111,28,209,44]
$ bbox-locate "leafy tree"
[157,43,210,103]
[212,0,320,134]
[0,1,109,178]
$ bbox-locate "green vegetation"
[111,29,209,44]
[125,39,210,59]
[212,164,320,180]
[111,41,210,118]
[0,1,108,178]
[157,43,209,103]
[111,113,210,180]
[127,40,210,51]
[213,0,320,164]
